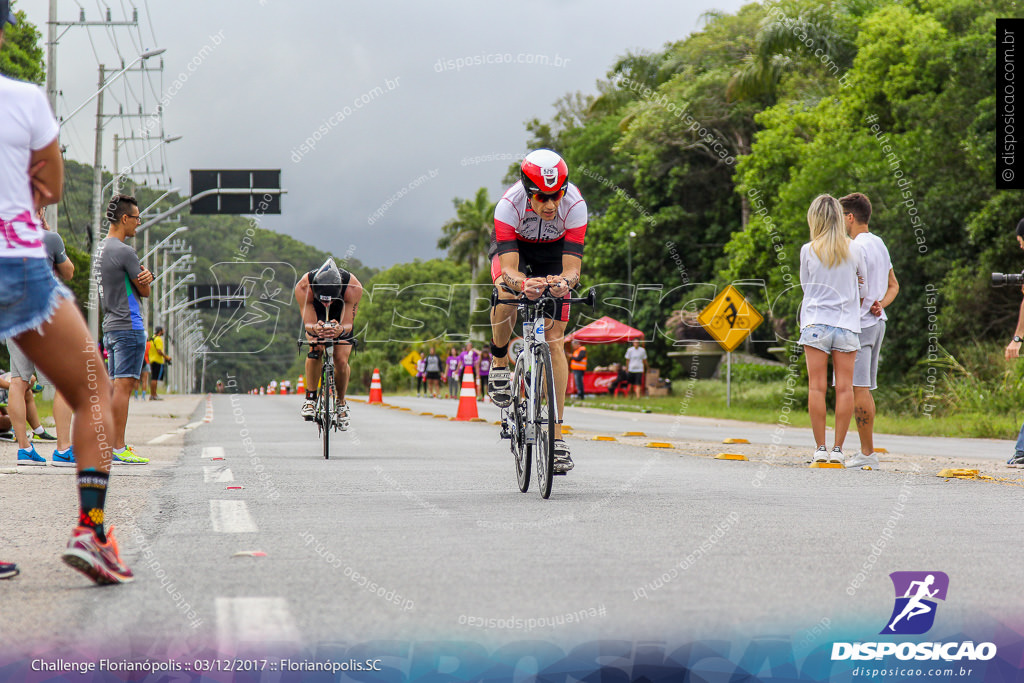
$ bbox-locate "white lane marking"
[201,446,225,459]
[185,421,205,430]
[148,433,175,444]
[203,466,234,483]
[210,500,258,533]
[215,597,301,654]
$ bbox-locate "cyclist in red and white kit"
[487,149,587,474]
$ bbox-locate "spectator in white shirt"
[840,193,899,470]
[798,194,867,465]
[624,339,648,399]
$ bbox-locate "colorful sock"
[77,469,108,543]
[306,390,316,400]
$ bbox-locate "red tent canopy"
[570,316,644,344]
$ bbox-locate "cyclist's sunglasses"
[531,189,565,203]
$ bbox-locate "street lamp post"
[627,231,637,325]
[111,135,181,197]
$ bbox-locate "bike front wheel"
[533,344,556,499]
[322,368,334,460]
[511,360,531,493]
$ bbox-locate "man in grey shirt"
[96,195,153,464]
[5,209,72,463]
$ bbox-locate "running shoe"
[553,439,574,474]
[829,447,845,465]
[846,451,879,470]
[812,446,829,463]
[487,367,512,408]
[17,446,46,466]
[52,447,76,468]
[61,525,134,585]
[0,561,18,579]
[300,400,316,421]
[0,431,14,442]
[32,430,57,442]
[112,445,149,465]
[1008,452,1024,467]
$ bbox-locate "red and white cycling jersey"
[493,181,587,259]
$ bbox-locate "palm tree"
[438,187,495,322]
[437,187,494,282]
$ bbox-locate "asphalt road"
[1,392,1022,667]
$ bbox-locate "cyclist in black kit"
[294,259,362,426]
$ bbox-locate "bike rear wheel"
[533,345,556,499]
[510,360,531,493]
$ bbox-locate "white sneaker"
[300,400,315,421]
[846,452,879,470]
[829,447,844,464]
[812,446,829,463]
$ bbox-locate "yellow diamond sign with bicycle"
[400,350,421,377]
[697,285,763,352]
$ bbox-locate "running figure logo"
[881,571,949,635]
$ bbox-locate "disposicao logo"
[831,571,997,662]
[881,571,948,635]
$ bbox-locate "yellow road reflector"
[723,438,749,444]
[493,420,502,426]
[419,412,434,416]
[715,453,748,461]
[874,448,888,453]
[592,436,617,441]
[809,462,844,469]
[646,442,673,449]
[470,418,487,423]
[938,468,979,479]
[399,407,411,411]
[622,431,647,437]
[433,414,448,419]
[561,425,572,431]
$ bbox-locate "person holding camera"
[1003,219,1024,466]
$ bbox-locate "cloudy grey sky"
[20,0,748,269]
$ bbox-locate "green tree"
[0,1,45,83]
[437,187,494,281]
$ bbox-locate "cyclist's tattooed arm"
[294,274,321,335]
[502,272,524,293]
[560,254,582,290]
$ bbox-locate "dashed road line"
[215,597,301,653]
[210,500,258,533]
[203,466,235,483]
[201,446,225,459]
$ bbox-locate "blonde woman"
[798,194,867,464]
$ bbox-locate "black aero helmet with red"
[520,149,569,201]
[311,258,343,301]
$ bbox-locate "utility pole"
[87,65,106,341]
[43,0,58,231]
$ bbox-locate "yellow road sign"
[400,351,422,376]
[697,285,763,352]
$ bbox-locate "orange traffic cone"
[368,368,384,404]
[455,367,479,421]
[297,375,305,395]
[280,381,287,395]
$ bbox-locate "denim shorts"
[0,257,72,342]
[798,324,860,354]
[104,329,147,379]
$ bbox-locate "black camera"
[992,271,1024,287]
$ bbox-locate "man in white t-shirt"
[840,193,899,470]
[624,339,648,399]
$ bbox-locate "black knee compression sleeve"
[490,341,509,359]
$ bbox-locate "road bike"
[491,285,596,498]
[297,335,356,460]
